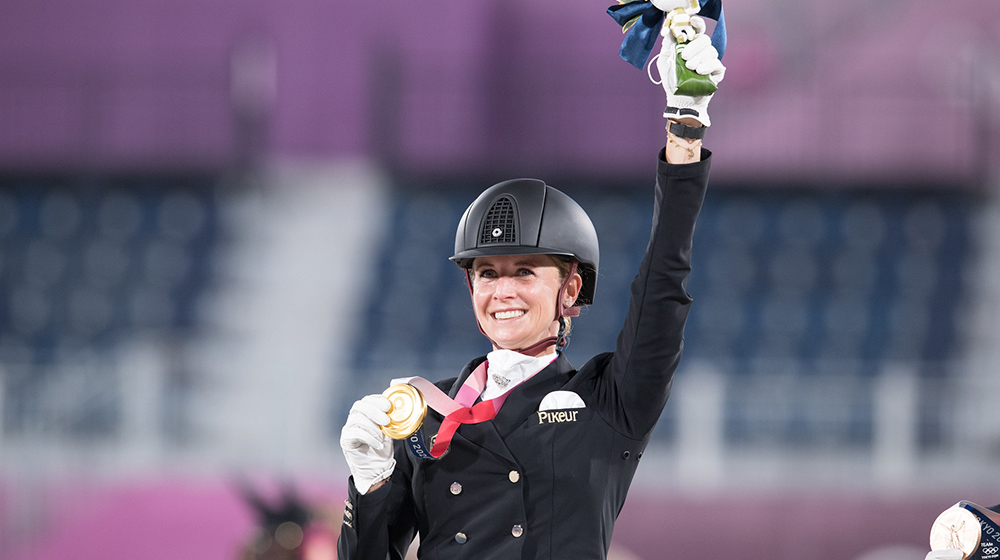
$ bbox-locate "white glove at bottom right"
[340,394,396,494]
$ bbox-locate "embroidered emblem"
[536,410,580,424]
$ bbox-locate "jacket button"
[511,525,524,538]
[450,482,463,495]
[508,470,520,483]
[455,532,468,544]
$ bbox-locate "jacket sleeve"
[336,440,418,560]
[597,148,711,438]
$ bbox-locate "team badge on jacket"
[536,390,586,424]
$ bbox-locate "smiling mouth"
[493,310,525,320]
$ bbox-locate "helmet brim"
[449,245,578,269]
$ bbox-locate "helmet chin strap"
[465,262,579,357]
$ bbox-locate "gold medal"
[930,506,981,559]
[381,384,427,440]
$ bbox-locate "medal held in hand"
[379,361,524,459]
[381,384,427,440]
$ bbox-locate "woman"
[338,18,725,560]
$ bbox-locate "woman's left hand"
[340,394,396,494]
[655,18,725,127]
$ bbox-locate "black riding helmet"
[450,178,600,307]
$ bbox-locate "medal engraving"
[381,384,427,440]
[931,507,981,559]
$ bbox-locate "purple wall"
[0,0,365,170]
[614,491,962,560]
[1,0,997,183]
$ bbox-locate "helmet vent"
[480,196,516,244]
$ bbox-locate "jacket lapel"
[490,355,574,437]
[441,357,509,462]
[450,358,482,395]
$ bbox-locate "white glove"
[654,16,726,127]
[340,394,396,494]
[925,549,965,560]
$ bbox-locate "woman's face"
[470,255,582,352]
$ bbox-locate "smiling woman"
[339,163,713,560]
[470,254,583,353]
[449,177,598,357]
[337,12,723,560]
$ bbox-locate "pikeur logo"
[536,410,580,424]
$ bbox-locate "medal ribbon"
[403,361,514,458]
[961,502,1000,545]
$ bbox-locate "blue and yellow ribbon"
[607,0,727,69]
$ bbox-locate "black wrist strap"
[668,121,706,140]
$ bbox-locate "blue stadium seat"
[0,176,221,437]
